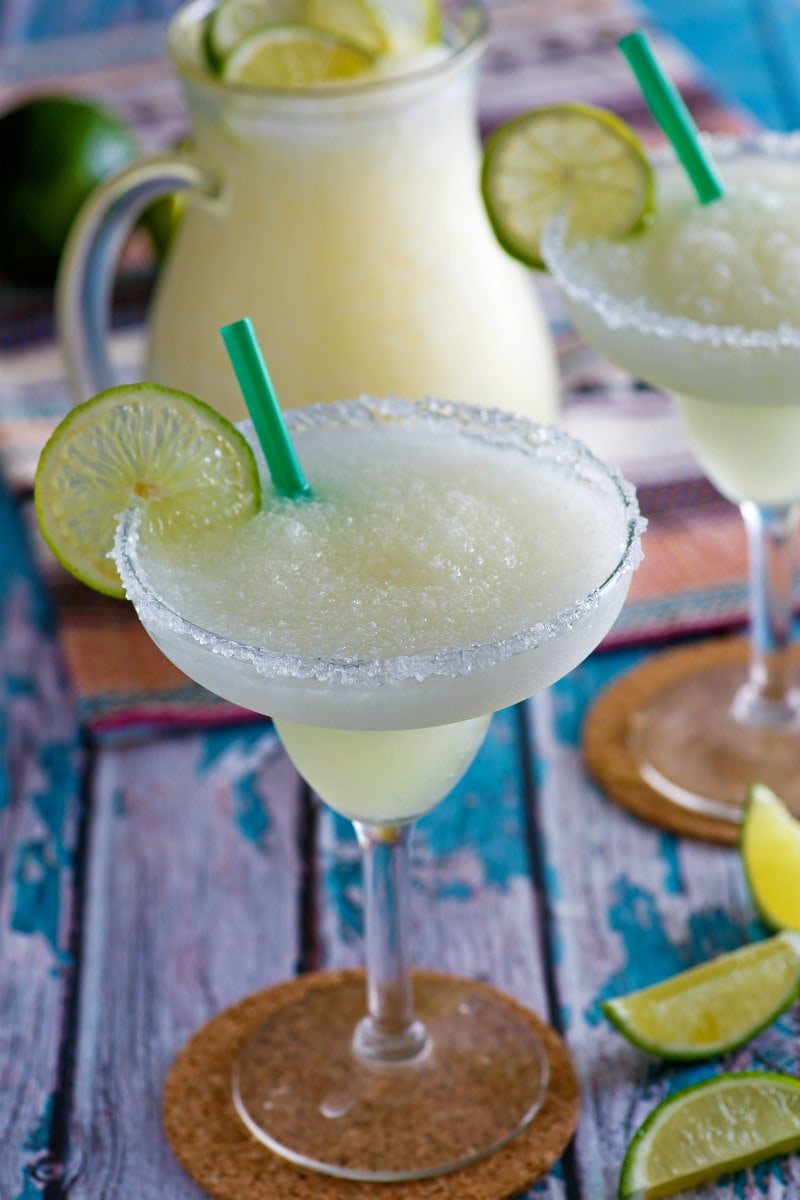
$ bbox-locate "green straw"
[619,30,725,205]
[220,318,311,500]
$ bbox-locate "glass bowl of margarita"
[543,132,800,822]
[113,394,643,1180]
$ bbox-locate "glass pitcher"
[57,0,559,423]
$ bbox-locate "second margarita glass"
[544,132,800,824]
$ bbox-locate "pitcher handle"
[56,154,221,404]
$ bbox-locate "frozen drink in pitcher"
[58,0,559,421]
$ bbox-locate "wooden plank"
[531,649,800,1198]
[315,705,569,1198]
[0,483,83,1197]
[60,723,306,1198]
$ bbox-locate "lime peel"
[34,383,261,599]
[481,101,655,271]
[602,930,800,1060]
[742,783,800,931]
[619,1071,800,1199]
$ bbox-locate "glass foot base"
[232,973,549,1181]
[629,660,800,823]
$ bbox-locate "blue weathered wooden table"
[2,2,800,1198]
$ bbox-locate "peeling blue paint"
[15,1175,46,1200]
[746,1156,783,1194]
[193,725,276,846]
[551,647,649,748]
[663,1062,713,1095]
[531,752,548,789]
[8,735,79,959]
[11,840,70,962]
[6,675,37,699]
[196,723,274,775]
[22,1098,51,1154]
[322,813,362,942]
[543,856,563,905]
[232,770,270,847]
[685,907,761,961]
[18,1100,56,1195]
[433,880,472,901]
[529,1157,564,1193]
[657,835,682,895]
[31,745,75,866]
[322,710,530,938]
[420,708,527,893]
[0,708,9,813]
[550,679,585,748]
[0,488,47,606]
[0,493,80,961]
[749,1011,800,1075]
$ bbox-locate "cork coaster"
[583,637,753,846]
[163,968,579,1200]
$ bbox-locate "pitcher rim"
[166,0,488,105]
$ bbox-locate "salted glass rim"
[166,0,487,107]
[113,396,645,689]
[541,131,800,352]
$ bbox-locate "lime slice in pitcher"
[205,0,306,67]
[221,25,374,86]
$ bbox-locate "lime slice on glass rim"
[34,383,261,599]
[602,930,800,1060]
[742,783,800,930]
[221,24,374,86]
[481,102,655,270]
[619,1071,800,1199]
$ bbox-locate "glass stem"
[735,500,800,724]
[351,820,429,1066]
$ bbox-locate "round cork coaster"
[163,968,579,1200]
[583,637,750,846]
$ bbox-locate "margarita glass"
[57,0,559,424]
[543,132,800,823]
[113,395,642,1180]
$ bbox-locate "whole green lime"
[0,94,139,286]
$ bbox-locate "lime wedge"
[481,102,655,270]
[204,0,307,67]
[742,783,800,930]
[34,383,260,598]
[620,1072,800,1199]
[221,24,374,86]
[603,931,800,1059]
